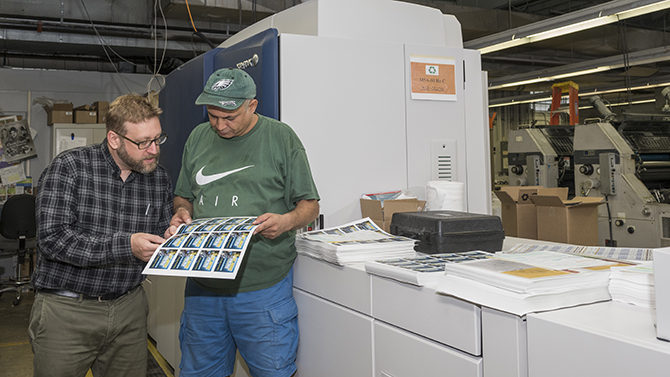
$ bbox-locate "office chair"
[0,194,36,306]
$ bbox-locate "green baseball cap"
[195,68,257,110]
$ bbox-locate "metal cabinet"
[50,123,106,159]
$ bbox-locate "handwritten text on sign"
[410,55,456,101]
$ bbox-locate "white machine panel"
[482,307,528,377]
[293,254,372,315]
[279,34,489,227]
[404,44,466,205]
[222,0,463,50]
[294,288,374,377]
[279,34,408,228]
[374,321,482,377]
[316,0,460,47]
[463,54,491,215]
[527,302,670,377]
[371,275,481,356]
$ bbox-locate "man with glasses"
[29,93,174,377]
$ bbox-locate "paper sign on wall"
[410,55,456,101]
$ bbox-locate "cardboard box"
[74,104,98,124]
[530,195,604,245]
[360,198,425,233]
[494,186,568,239]
[93,101,109,123]
[46,103,73,125]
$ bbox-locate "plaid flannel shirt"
[32,142,173,296]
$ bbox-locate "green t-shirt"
[175,114,320,293]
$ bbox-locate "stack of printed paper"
[436,250,631,316]
[295,218,417,265]
[608,262,655,308]
[364,251,493,287]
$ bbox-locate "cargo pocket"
[268,297,299,370]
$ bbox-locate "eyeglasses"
[115,132,168,150]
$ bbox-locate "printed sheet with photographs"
[364,251,494,286]
[142,216,259,279]
[295,217,418,265]
[0,118,37,163]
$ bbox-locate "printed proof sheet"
[142,216,258,279]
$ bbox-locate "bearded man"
[29,93,174,377]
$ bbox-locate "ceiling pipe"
[0,15,239,40]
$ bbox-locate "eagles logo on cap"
[211,79,233,91]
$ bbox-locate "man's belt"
[38,285,139,302]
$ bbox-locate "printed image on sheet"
[172,249,199,270]
[193,250,220,272]
[142,216,258,279]
[215,251,242,273]
[149,249,179,270]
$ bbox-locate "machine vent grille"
[436,155,453,180]
[663,217,670,239]
[431,139,457,181]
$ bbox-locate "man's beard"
[118,142,160,174]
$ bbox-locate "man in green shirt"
[167,68,320,377]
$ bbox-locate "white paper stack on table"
[608,262,655,308]
[436,250,633,316]
[295,217,417,265]
[364,251,493,287]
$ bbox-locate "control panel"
[599,152,617,195]
[527,155,541,186]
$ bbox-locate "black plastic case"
[389,210,505,254]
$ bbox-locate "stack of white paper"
[295,218,417,265]
[608,262,655,308]
[364,251,493,287]
[436,251,628,316]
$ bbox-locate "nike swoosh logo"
[195,165,254,185]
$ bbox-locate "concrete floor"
[0,289,172,377]
[0,289,35,377]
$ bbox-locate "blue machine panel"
[158,48,219,187]
[212,29,279,120]
[159,28,279,187]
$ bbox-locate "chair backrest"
[0,194,36,240]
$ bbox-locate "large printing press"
[507,126,576,198]
[507,96,670,247]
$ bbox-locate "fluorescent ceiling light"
[479,39,527,54]
[467,0,670,54]
[579,98,656,109]
[618,1,670,18]
[491,96,655,108]
[491,67,611,89]
[489,96,553,107]
[580,81,670,96]
[489,78,670,108]
[528,18,613,42]
[487,46,670,90]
